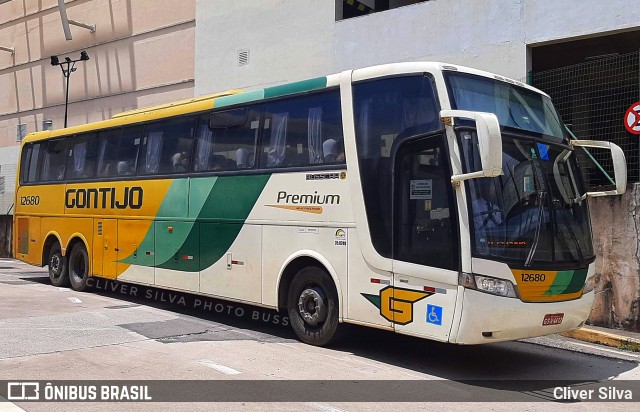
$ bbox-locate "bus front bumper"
[453,288,594,344]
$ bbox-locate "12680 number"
[521,273,546,282]
[20,195,40,206]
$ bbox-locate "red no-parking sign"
[624,101,640,134]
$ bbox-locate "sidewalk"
[561,325,640,352]
[1,257,639,352]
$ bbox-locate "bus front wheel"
[68,243,89,292]
[48,244,68,287]
[287,266,341,346]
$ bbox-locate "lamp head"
[65,57,72,63]
[50,55,59,66]
[80,51,89,61]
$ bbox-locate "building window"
[337,0,430,21]
[16,124,27,142]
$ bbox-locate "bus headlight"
[459,273,518,298]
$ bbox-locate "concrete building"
[196,0,640,331]
[196,0,640,92]
[0,0,196,241]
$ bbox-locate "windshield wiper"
[524,191,546,267]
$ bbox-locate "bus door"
[93,219,118,279]
[392,136,460,341]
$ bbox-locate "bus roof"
[21,62,548,145]
[110,90,244,118]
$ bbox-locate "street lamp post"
[50,51,89,128]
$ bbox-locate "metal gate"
[531,51,640,184]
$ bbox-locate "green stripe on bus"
[361,293,381,310]
[561,268,588,294]
[214,90,265,109]
[189,177,218,217]
[263,77,327,99]
[119,179,193,266]
[197,174,269,221]
[543,271,573,296]
[543,270,585,296]
[155,174,270,271]
[149,177,217,266]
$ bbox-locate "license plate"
[542,313,564,326]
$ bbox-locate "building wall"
[334,0,527,78]
[0,146,18,257]
[0,0,196,149]
[589,185,640,331]
[0,146,18,216]
[195,0,640,91]
[195,0,335,95]
[0,0,196,257]
[335,0,640,79]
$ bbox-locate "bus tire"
[287,266,341,346]
[48,243,68,287]
[68,243,90,292]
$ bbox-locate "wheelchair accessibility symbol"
[427,304,442,326]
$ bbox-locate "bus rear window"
[20,143,42,184]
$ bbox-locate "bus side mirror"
[570,140,627,197]
[440,110,503,182]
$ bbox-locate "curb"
[561,327,640,351]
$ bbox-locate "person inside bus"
[209,154,225,171]
[323,139,337,162]
[322,138,345,163]
[471,181,504,230]
[117,161,132,176]
[172,151,190,173]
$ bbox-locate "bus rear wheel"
[287,266,341,346]
[68,243,89,292]
[48,243,68,287]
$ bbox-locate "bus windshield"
[463,137,594,265]
[446,72,566,141]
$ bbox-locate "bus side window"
[20,143,41,184]
[261,90,344,169]
[66,133,98,180]
[140,117,197,175]
[194,108,260,172]
[353,75,441,258]
[40,139,68,182]
[97,127,141,178]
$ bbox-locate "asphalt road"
[0,258,638,411]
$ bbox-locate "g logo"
[362,286,432,325]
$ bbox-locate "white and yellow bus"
[14,62,627,346]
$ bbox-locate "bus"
[14,62,627,346]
